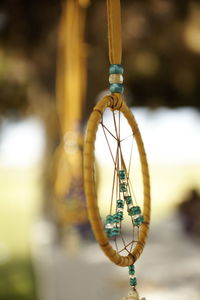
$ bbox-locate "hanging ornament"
[53,0,89,227]
[84,0,151,299]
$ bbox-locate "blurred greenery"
[0,257,37,300]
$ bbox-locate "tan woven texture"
[106,0,122,64]
[84,94,151,266]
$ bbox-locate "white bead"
[129,275,136,279]
[105,223,113,229]
[109,74,123,84]
[117,208,123,212]
[124,191,129,197]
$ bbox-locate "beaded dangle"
[84,1,150,300]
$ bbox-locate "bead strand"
[109,64,124,94]
[128,265,137,288]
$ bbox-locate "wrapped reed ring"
[84,93,151,266]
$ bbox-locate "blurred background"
[0,0,200,300]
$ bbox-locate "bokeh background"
[0,0,200,300]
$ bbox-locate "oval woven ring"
[84,93,151,267]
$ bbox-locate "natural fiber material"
[106,0,122,64]
[84,94,151,266]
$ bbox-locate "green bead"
[128,264,135,271]
[130,277,137,286]
[107,230,113,238]
[117,211,123,220]
[117,199,124,208]
[113,214,120,223]
[128,206,141,216]
[134,215,144,226]
[128,264,135,275]
[124,196,133,205]
[119,170,126,180]
[110,83,124,94]
[120,183,127,192]
[109,64,124,74]
[111,227,120,236]
[106,215,114,224]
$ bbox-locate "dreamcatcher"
[84,1,151,299]
[53,0,90,229]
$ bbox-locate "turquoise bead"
[106,215,114,224]
[130,277,137,286]
[117,199,124,208]
[111,227,120,237]
[128,264,135,275]
[113,214,120,223]
[119,170,126,180]
[128,206,141,216]
[117,211,123,220]
[120,183,127,192]
[109,64,124,74]
[124,196,133,205]
[107,229,113,238]
[110,83,124,94]
[134,215,144,226]
[128,264,135,271]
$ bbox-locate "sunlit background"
[0,1,200,300]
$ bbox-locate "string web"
[95,108,144,256]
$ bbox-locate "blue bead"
[110,83,124,94]
[109,64,124,74]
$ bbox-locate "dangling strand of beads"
[104,167,144,240]
[109,64,124,94]
[128,264,137,288]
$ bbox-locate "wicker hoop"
[84,93,151,267]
